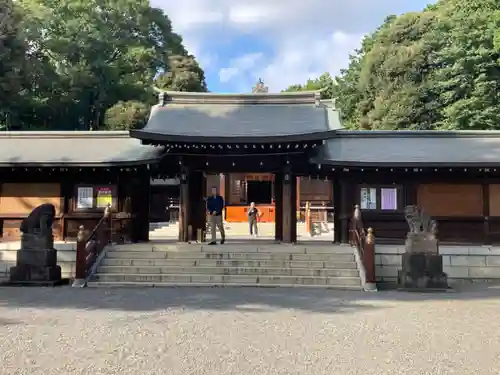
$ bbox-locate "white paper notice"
[77,187,94,209]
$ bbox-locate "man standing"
[206,186,225,245]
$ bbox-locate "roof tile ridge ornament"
[314,92,321,107]
[158,91,166,106]
[252,78,269,93]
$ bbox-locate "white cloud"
[219,53,263,83]
[152,0,428,91]
[256,31,364,91]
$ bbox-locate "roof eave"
[310,158,500,168]
[130,129,338,144]
[0,158,163,168]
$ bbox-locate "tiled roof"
[0,131,164,166]
[131,91,337,143]
[312,130,500,167]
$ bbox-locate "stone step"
[97,266,359,277]
[87,281,361,290]
[92,273,362,287]
[110,243,352,254]
[100,258,358,269]
[105,251,355,262]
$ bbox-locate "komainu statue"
[20,203,56,236]
[10,203,62,284]
[404,205,437,239]
[398,205,448,290]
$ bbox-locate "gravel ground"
[1,284,500,375]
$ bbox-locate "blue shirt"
[206,195,224,215]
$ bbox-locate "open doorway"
[246,180,272,204]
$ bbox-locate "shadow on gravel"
[0,317,22,326]
[1,283,500,314]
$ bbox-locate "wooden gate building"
[1,90,500,245]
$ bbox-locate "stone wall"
[0,242,76,280]
[376,245,500,284]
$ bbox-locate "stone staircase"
[149,221,332,239]
[88,242,362,289]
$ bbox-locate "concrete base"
[10,264,62,282]
[398,253,449,289]
[9,247,62,284]
[1,278,69,287]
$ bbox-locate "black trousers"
[249,218,258,235]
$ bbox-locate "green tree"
[104,100,149,130]
[432,0,500,130]
[0,0,27,130]
[10,0,206,130]
[155,54,208,92]
[282,73,334,99]
[300,0,500,131]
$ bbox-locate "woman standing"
[247,202,259,237]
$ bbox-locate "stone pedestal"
[9,233,62,285]
[398,233,449,290]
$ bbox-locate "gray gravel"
[1,284,500,375]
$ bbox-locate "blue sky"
[153,0,434,93]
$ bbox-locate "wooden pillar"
[483,183,491,245]
[188,171,206,242]
[129,171,151,243]
[179,169,206,242]
[138,173,150,242]
[178,170,189,242]
[339,179,354,244]
[219,174,226,201]
[274,173,283,241]
[60,177,72,241]
[282,172,297,243]
[296,176,301,209]
[332,178,341,243]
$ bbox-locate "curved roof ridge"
[334,130,500,138]
[161,91,320,105]
[0,131,130,139]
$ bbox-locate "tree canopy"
[0,0,207,131]
[283,0,500,131]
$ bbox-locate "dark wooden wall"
[335,170,500,245]
[0,167,147,242]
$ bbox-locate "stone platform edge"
[376,245,500,284]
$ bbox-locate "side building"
[0,131,163,242]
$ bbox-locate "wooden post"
[274,173,283,241]
[187,171,206,242]
[333,178,341,243]
[340,180,354,244]
[305,201,312,236]
[364,227,377,287]
[72,225,87,287]
[482,183,491,244]
[296,176,301,212]
[179,170,189,242]
[104,204,112,244]
[282,172,297,243]
[219,174,226,222]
